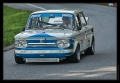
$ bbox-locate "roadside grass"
[3,5,33,47]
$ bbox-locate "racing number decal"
[80,36,83,48]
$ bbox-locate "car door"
[75,13,85,51]
[79,12,89,50]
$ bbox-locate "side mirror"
[22,27,25,31]
[85,17,89,25]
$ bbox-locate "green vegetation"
[3,5,32,47]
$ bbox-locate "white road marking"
[26,3,46,10]
[61,8,67,10]
[26,4,67,10]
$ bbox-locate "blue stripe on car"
[69,39,74,48]
[26,40,57,43]
[16,47,69,50]
[27,40,40,43]
[30,13,74,18]
[45,40,57,43]
[27,32,56,38]
[16,52,74,58]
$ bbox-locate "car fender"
[90,34,94,47]
[73,40,79,53]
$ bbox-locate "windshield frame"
[25,13,75,30]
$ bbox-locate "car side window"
[75,13,81,28]
[79,13,87,26]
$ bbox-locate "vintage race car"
[14,9,95,64]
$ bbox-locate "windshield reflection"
[26,13,75,30]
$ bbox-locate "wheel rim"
[77,46,80,60]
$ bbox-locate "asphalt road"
[3,3,117,80]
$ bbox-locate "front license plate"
[25,58,59,62]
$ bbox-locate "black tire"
[14,54,25,64]
[85,37,95,55]
[68,44,81,63]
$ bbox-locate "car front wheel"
[68,44,81,63]
[14,54,25,64]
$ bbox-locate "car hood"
[14,29,74,40]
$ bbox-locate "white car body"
[14,9,95,64]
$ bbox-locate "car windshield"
[26,13,75,30]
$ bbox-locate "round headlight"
[15,40,27,47]
[21,40,28,47]
[18,43,22,46]
[15,40,18,47]
[56,40,70,48]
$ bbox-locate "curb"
[3,44,14,52]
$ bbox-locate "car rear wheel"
[85,37,95,55]
[14,54,25,64]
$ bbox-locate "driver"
[59,16,71,28]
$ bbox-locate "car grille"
[28,43,57,47]
[26,39,57,47]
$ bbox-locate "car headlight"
[56,39,70,48]
[15,40,28,47]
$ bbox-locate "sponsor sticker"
[31,14,41,18]
[62,14,72,18]
[21,50,26,53]
[40,54,44,56]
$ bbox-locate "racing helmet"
[62,16,70,24]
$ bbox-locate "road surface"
[3,3,117,80]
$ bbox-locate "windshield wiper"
[27,26,44,30]
[39,21,57,26]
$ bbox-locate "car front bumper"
[15,47,74,59]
